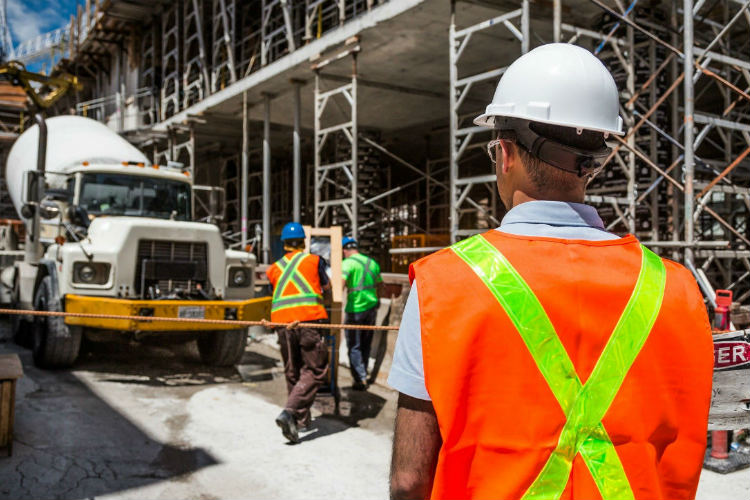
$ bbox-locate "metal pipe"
[389,246,445,255]
[314,72,321,227]
[670,1,681,253]
[521,0,530,54]
[26,112,47,265]
[553,0,561,42]
[626,25,636,234]
[292,80,302,222]
[684,0,695,267]
[262,94,271,264]
[351,54,358,239]
[449,0,459,243]
[241,91,248,250]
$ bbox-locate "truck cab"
[3,116,270,368]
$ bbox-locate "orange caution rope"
[0,308,400,332]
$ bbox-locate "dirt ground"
[0,327,747,500]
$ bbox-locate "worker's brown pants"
[276,325,329,426]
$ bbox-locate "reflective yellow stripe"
[452,235,666,500]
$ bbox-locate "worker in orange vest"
[267,222,331,444]
[388,43,713,500]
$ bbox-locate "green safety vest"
[343,253,380,313]
[452,234,667,500]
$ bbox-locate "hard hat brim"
[473,112,625,136]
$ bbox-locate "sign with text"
[713,341,750,370]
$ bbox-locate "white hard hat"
[474,43,624,136]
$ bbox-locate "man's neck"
[510,189,585,209]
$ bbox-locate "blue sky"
[7,0,78,46]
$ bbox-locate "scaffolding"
[40,0,748,303]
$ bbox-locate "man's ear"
[498,140,516,174]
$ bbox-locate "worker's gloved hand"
[287,320,300,329]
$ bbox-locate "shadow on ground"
[0,342,218,500]
[299,388,388,443]
[71,338,263,387]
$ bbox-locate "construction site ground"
[0,321,746,500]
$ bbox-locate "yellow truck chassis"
[64,294,271,332]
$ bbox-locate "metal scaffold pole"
[521,0,530,54]
[683,0,695,267]
[292,80,302,222]
[241,90,249,249]
[314,72,321,227]
[448,0,458,243]
[351,54,359,239]
[553,0,561,43]
[263,93,272,264]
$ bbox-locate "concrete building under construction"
[20,0,750,309]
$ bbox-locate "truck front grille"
[134,239,208,296]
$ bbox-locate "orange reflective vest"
[267,251,328,323]
[410,231,713,500]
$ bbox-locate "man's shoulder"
[659,256,703,294]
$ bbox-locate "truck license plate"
[178,306,205,319]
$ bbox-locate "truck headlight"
[73,262,111,285]
[228,267,249,287]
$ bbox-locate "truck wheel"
[32,275,82,368]
[197,329,248,366]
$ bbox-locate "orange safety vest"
[267,251,328,323]
[410,230,713,500]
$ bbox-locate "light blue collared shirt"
[387,201,619,400]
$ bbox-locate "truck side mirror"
[39,199,61,219]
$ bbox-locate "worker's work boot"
[275,410,299,444]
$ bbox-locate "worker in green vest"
[341,236,383,390]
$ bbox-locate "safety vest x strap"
[272,253,323,313]
[351,254,378,292]
[452,235,666,500]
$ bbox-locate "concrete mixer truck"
[1,115,270,368]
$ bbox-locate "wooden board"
[709,331,750,430]
[0,380,16,456]
[303,226,343,395]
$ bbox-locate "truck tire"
[197,329,247,366]
[32,275,82,368]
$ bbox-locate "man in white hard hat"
[388,44,713,500]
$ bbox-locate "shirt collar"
[500,200,606,229]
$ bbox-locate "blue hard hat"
[342,236,358,248]
[281,222,305,241]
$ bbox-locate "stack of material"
[731,302,750,328]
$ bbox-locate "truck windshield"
[79,173,191,220]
